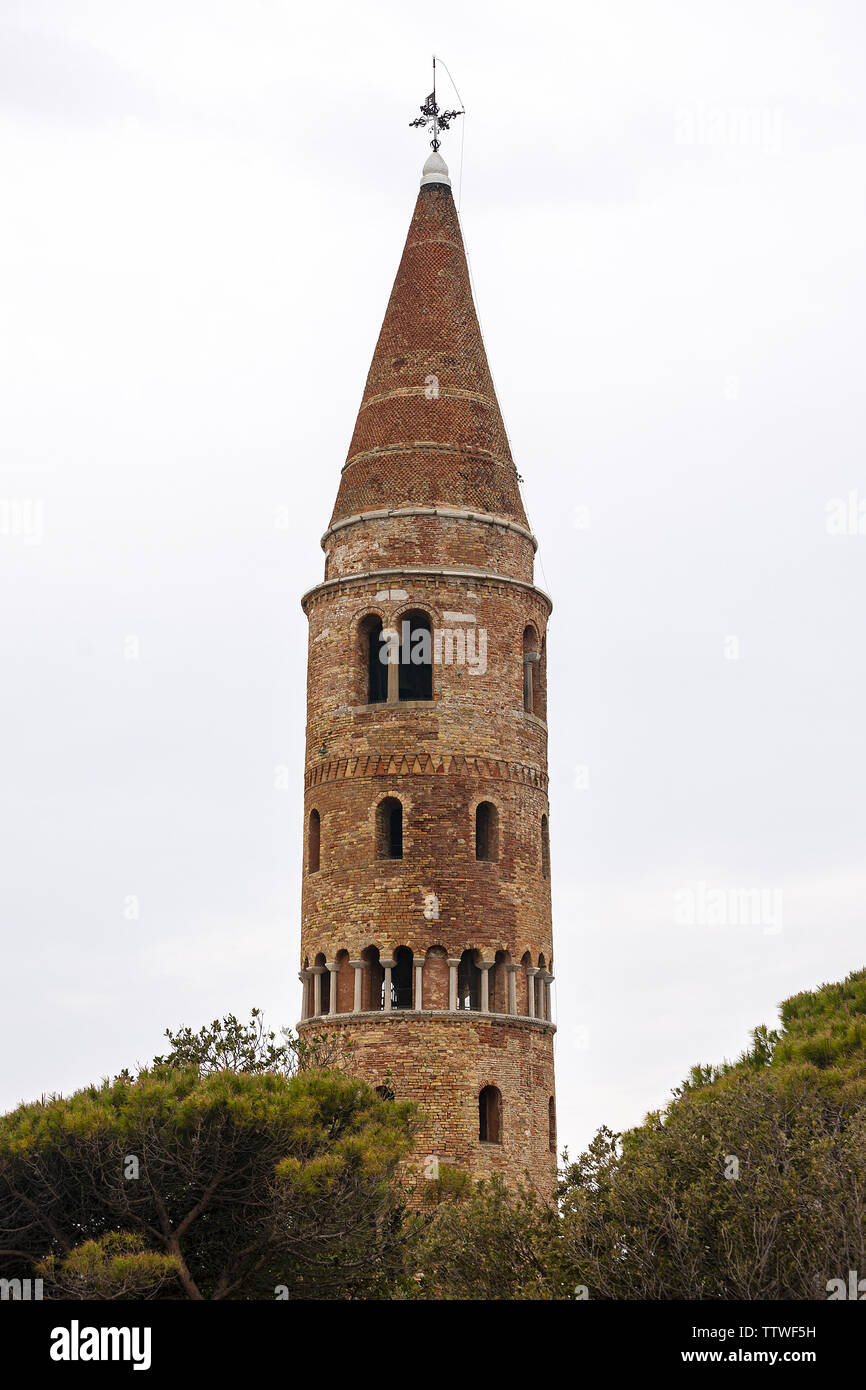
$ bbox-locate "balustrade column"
[327,962,340,1016]
[381,958,396,1012]
[447,958,461,1012]
[350,960,364,1013]
[536,970,549,1021]
[310,965,324,1017]
[479,961,493,1013]
[298,970,310,1022]
[385,628,399,703]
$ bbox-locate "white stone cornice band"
[321,505,538,553]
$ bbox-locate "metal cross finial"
[409,56,463,152]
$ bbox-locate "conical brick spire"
[329,158,528,531]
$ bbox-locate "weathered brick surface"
[330,182,528,531]
[298,172,557,1195]
[301,1013,556,1192]
[323,512,536,583]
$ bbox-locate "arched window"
[475,802,499,862]
[315,951,329,1014]
[398,610,433,701]
[334,949,350,1013]
[541,814,550,880]
[359,614,388,704]
[376,797,403,859]
[548,1096,556,1154]
[458,949,481,1011]
[362,945,384,1010]
[479,1085,502,1143]
[307,809,321,874]
[391,946,413,1009]
[522,625,539,714]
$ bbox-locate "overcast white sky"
[1,0,865,1157]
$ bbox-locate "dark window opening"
[398,611,433,701]
[363,945,384,1010]
[315,953,329,1014]
[364,616,388,704]
[376,797,403,859]
[458,949,481,1011]
[548,1096,556,1154]
[391,946,413,1009]
[475,802,499,861]
[479,1085,502,1144]
[541,814,550,880]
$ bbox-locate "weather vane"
[409,56,463,152]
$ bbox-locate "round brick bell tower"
[297,148,556,1194]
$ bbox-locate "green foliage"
[555,968,866,1299]
[6,976,866,1301]
[405,1175,569,1300]
[675,1023,782,1095]
[420,1161,473,1205]
[153,1008,351,1077]
[0,1024,414,1300]
[775,971,866,1085]
[412,968,866,1301]
[37,1234,179,1300]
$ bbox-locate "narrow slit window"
[376,797,403,860]
[541,814,550,880]
[475,802,499,861]
[308,810,321,874]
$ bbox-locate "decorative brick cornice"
[305,750,548,791]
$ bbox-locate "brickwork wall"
[299,1012,557,1194]
[302,573,550,758]
[300,571,553,968]
[323,512,535,583]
